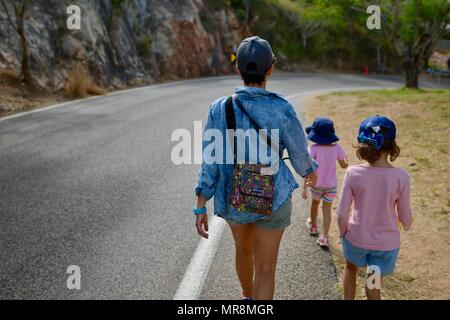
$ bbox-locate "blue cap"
[306,117,339,145]
[237,36,275,75]
[358,115,396,150]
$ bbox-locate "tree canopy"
[210,0,450,88]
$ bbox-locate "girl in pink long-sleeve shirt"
[337,116,412,300]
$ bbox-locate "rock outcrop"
[0,0,242,89]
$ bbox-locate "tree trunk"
[18,26,32,85]
[376,46,380,72]
[301,35,307,49]
[403,63,419,89]
[15,1,33,85]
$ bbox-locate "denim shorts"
[226,199,292,230]
[342,237,399,275]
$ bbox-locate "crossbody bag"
[225,95,276,215]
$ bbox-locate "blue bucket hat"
[306,117,339,144]
[358,115,396,151]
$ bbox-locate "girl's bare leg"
[310,199,320,226]
[365,276,382,300]
[322,201,332,237]
[343,261,358,300]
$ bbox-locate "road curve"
[0,73,442,299]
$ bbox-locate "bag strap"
[225,95,279,165]
[225,96,237,164]
[232,95,272,147]
[225,96,236,131]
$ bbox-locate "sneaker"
[241,293,252,300]
[317,234,329,248]
[306,218,318,236]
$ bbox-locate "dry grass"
[65,65,106,98]
[0,68,21,84]
[305,88,450,300]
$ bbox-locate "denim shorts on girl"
[341,237,399,275]
[311,186,337,203]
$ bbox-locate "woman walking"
[193,36,317,300]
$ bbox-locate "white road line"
[0,73,399,124]
[173,85,400,300]
[0,75,234,124]
[0,95,103,123]
[173,216,226,300]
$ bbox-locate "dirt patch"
[0,70,67,117]
[0,65,112,118]
[304,89,450,299]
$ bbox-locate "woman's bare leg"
[253,226,285,300]
[228,222,255,298]
[343,261,358,300]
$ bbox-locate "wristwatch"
[193,207,207,215]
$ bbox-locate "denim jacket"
[195,86,318,223]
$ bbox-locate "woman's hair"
[240,59,275,85]
[240,71,267,85]
[355,127,400,164]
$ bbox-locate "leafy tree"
[359,0,450,88]
[278,0,345,50]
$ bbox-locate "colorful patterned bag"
[230,164,275,214]
[225,95,275,215]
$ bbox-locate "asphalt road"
[0,73,447,299]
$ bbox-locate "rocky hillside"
[0,0,242,90]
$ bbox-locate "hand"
[339,158,349,169]
[301,188,308,200]
[195,213,209,239]
[304,171,317,188]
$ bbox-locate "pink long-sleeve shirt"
[337,165,413,251]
